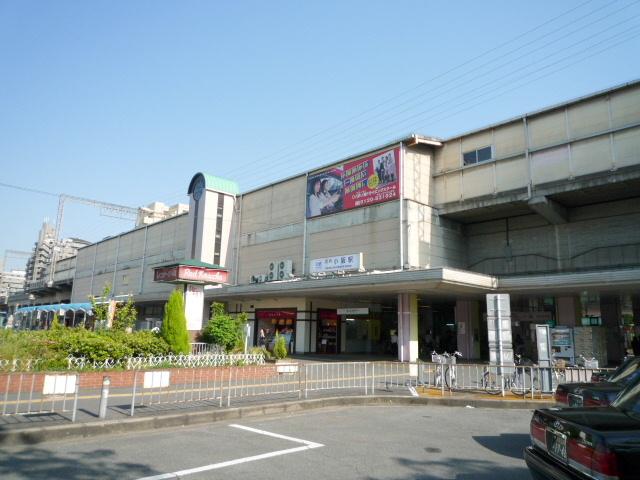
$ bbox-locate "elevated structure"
[8,79,640,366]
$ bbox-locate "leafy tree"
[160,289,190,354]
[113,296,138,332]
[202,303,245,352]
[89,284,112,330]
[273,333,288,360]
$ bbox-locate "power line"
[218,0,623,179]
[224,0,600,168]
[221,7,638,184]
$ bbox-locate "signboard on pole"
[486,293,515,369]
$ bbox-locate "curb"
[0,395,553,446]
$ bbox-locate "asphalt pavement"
[0,404,534,479]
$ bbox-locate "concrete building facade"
[10,79,640,365]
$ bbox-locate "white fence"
[66,353,265,370]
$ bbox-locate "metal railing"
[0,372,80,421]
[0,361,618,423]
[190,343,224,356]
[65,353,265,371]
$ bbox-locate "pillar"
[556,296,579,327]
[398,293,419,362]
[455,300,480,359]
[184,284,205,338]
[601,294,623,365]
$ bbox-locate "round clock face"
[193,178,205,201]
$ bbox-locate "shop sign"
[178,266,228,283]
[310,253,363,274]
[306,148,400,218]
[255,309,297,320]
[337,307,369,315]
[153,266,179,282]
[153,265,229,284]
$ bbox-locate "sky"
[1,0,639,270]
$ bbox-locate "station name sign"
[153,265,229,284]
[310,253,364,274]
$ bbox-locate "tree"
[89,284,112,330]
[51,312,63,330]
[160,289,190,355]
[273,333,288,360]
[202,303,245,352]
[113,296,138,332]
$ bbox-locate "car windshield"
[612,375,640,420]
[608,358,640,384]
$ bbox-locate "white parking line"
[135,424,324,480]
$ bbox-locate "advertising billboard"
[306,148,400,218]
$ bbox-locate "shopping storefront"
[254,308,297,353]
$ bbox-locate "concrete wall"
[465,198,640,275]
[71,214,188,302]
[433,82,640,206]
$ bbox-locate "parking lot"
[0,404,534,479]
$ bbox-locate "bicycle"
[482,355,540,396]
[431,350,463,389]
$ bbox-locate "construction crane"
[54,193,140,241]
[0,181,141,241]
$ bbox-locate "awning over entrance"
[15,302,92,314]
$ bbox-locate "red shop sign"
[255,310,297,320]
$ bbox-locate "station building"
[12,80,640,365]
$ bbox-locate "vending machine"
[550,327,575,365]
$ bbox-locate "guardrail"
[0,361,617,423]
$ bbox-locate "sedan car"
[524,375,640,479]
[555,356,640,407]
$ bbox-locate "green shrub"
[273,333,288,360]
[202,303,244,353]
[112,296,138,331]
[160,289,190,355]
[51,313,63,330]
[108,330,170,357]
[250,346,272,360]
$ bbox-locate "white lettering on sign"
[178,266,229,283]
[336,308,369,315]
[310,253,363,274]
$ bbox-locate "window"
[462,146,493,166]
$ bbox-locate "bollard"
[98,376,111,419]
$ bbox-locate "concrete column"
[601,294,623,365]
[455,300,479,359]
[556,296,579,327]
[184,284,205,335]
[397,293,419,362]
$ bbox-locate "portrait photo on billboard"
[373,149,397,185]
[306,167,344,218]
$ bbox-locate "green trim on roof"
[188,172,239,196]
[155,259,228,270]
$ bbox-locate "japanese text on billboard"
[306,148,400,218]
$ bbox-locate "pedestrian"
[258,328,266,347]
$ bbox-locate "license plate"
[547,429,567,461]
[568,393,583,407]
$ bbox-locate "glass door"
[317,309,339,354]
